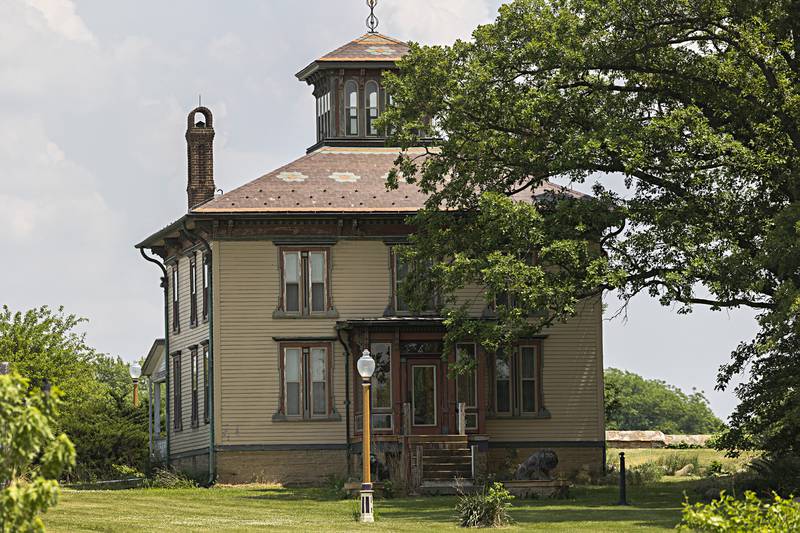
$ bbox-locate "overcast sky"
[0,0,759,419]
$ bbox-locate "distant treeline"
[604,368,724,434]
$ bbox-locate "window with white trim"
[281,344,332,419]
[456,343,478,430]
[190,347,199,427]
[370,342,392,430]
[202,253,209,321]
[189,256,198,327]
[365,81,379,136]
[281,249,329,315]
[345,81,358,136]
[391,249,436,314]
[492,343,544,417]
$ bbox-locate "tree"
[380,0,800,455]
[0,306,149,480]
[0,373,75,532]
[604,368,723,434]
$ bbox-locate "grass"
[46,478,702,532]
[607,448,757,473]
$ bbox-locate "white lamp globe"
[129,362,142,380]
[356,349,376,379]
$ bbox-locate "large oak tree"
[380,0,800,455]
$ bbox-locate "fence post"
[0,362,9,375]
[618,451,628,505]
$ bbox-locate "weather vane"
[366,0,379,33]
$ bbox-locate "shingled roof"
[296,33,410,81]
[192,146,585,214]
[319,33,409,62]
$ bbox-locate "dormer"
[296,33,409,152]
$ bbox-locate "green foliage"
[679,491,800,532]
[144,468,198,489]
[655,452,701,476]
[379,0,800,457]
[604,368,723,434]
[0,373,76,532]
[455,482,515,528]
[0,306,149,481]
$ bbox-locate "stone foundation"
[170,451,210,482]
[487,445,604,480]
[215,449,348,485]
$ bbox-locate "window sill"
[487,409,551,420]
[272,309,340,319]
[272,412,342,422]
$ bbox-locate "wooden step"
[410,435,468,443]
[423,449,471,458]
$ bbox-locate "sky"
[0,0,759,419]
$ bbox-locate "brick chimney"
[186,106,215,210]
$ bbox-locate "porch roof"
[338,317,446,328]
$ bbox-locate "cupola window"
[365,81,379,136]
[316,91,331,141]
[345,81,359,136]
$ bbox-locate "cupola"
[295,2,409,152]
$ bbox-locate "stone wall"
[487,446,604,479]
[215,449,348,485]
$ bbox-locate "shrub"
[704,460,725,477]
[0,373,76,531]
[656,452,701,475]
[626,462,664,485]
[455,482,514,528]
[679,491,800,532]
[145,468,198,489]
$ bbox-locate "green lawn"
[607,448,756,472]
[46,478,700,532]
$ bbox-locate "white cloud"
[23,0,95,44]
[383,0,495,44]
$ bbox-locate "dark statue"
[514,450,559,480]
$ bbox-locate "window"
[171,265,180,332]
[189,256,198,327]
[456,343,478,430]
[316,91,331,141]
[519,345,537,414]
[492,342,544,417]
[280,344,332,419]
[495,354,512,415]
[281,249,329,315]
[392,250,435,314]
[365,81,379,136]
[371,342,392,430]
[202,253,209,321]
[345,81,358,136]
[190,347,199,427]
[172,353,182,431]
[203,343,210,423]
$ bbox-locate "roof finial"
[366,0,379,33]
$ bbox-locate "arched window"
[365,81,379,136]
[345,81,358,136]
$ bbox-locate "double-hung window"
[172,352,182,431]
[370,342,392,430]
[365,81,379,136]
[492,342,544,417]
[202,343,210,424]
[455,343,478,430]
[190,347,199,427]
[345,81,358,136]
[392,249,436,314]
[189,256,198,327]
[281,344,331,419]
[171,264,180,332]
[281,249,329,315]
[202,253,209,321]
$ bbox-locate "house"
[136,24,605,488]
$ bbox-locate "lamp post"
[130,363,142,408]
[356,349,376,523]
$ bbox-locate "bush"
[704,460,725,476]
[626,462,664,485]
[679,491,800,532]
[455,482,514,528]
[655,452,701,475]
[145,468,198,489]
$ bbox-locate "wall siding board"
[214,240,603,446]
[168,245,213,456]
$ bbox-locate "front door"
[408,358,443,434]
